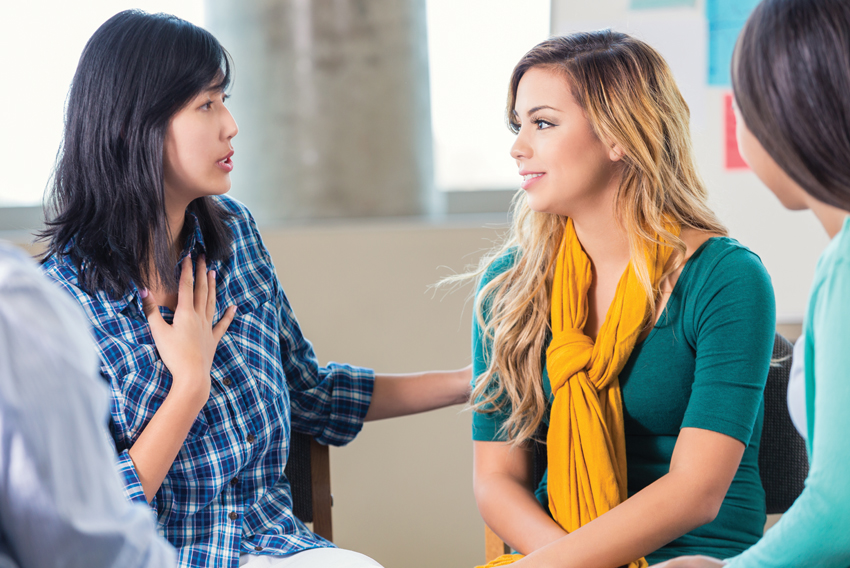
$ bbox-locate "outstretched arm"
[364,365,472,421]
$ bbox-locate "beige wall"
[7,216,802,567]
[260,219,506,568]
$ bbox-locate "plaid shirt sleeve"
[277,285,375,446]
[116,449,150,505]
[236,201,376,447]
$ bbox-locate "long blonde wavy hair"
[469,30,727,447]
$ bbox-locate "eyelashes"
[200,93,231,110]
[509,113,558,134]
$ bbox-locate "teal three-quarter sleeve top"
[472,238,777,564]
[725,217,850,568]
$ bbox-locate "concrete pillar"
[205,0,438,225]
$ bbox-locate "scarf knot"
[546,328,593,394]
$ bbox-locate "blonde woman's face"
[510,66,621,217]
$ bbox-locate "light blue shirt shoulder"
[0,242,175,568]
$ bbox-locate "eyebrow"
[512,105,563,118]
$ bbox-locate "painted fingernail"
[140,288,149,299]
[209,270,216,280]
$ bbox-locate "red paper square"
[724,93,749,170]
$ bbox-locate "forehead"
[194,86,225,98]
[514,66,575,112]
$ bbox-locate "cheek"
[555,131,612,187]
[737,123,809,210]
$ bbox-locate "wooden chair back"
[285,431,334,541]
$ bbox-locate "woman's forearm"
[364,366,471,421]
[476,472,568,555]
[514,470,720,568]
[128,378,208,502]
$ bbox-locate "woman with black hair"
[653,0,850,566]
[40,10,470,568]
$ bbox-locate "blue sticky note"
[708,23,743,86]
[706,0,761,23]
[706,0,761,86]
[630,0,696,8]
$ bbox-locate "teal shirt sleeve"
[471,251,519,442]
[726,241,850,568]
[680,244,776,444]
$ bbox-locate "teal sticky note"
[630,0,696,8]
[706,0,761,86]
[708,22,743,86]
[706,0,761,23]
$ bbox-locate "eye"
[200,100,214,111]
[533,119,555,130]
[221,93,230,103]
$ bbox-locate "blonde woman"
[470,32,775,568]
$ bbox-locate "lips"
[519,170,545,190]
[216,151,234,172]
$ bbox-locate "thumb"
[140,289,165,328]
[213,305,237,343]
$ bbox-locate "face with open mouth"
[164,86,239,205]
[510,66,622,217]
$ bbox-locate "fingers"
[206,270,217,321]
[140,288,165,329]
[212,305,237,343]
[176,255,194,312]
[194,255,208,313]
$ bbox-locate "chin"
[771,191,809,211]
[526,194,569,217]
[524,192,550,214]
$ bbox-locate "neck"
[808,197,849,239]
[570,190,630,270]
[164,193,192,255]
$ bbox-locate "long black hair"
[732,0,850,210]
[41,10,233,297]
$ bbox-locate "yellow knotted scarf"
[478,218,678,568]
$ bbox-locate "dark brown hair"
[40,10,234,297]
[733,0,850,210]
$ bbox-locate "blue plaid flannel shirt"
[41,196,375,568]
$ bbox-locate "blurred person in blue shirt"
[0,242,176,568]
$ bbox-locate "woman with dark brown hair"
[654,0,850,566]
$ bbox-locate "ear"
[608,143,625,162]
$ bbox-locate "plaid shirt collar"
[93,211,210,319]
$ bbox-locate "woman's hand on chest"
[141,254,237,409]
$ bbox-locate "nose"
[510,128,531,161]
[223,106,238,140]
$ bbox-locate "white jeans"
[239,548,384,567]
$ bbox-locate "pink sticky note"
[724,93,749,170]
